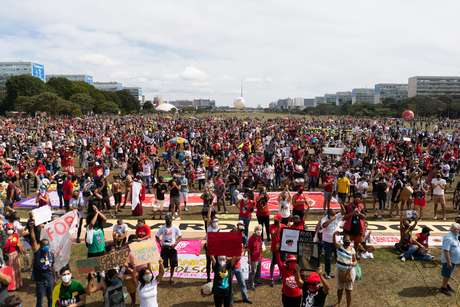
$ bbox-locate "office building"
[335,91,352,106]
[374,83,408,103]
[0,61,45,82]
[123,87,143,100]
[169,99,215,109]
[408,76,460,98]
[304,98,315,108]
[46,74,93,85]
[314,96,326,105]
[351,88,375,104]
[324,94,337,104]
[93,82,123,92]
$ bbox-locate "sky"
[1,0,460,107]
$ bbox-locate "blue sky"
[1,0,460,106]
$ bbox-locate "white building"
[46,74,93,84]
[93,82,123,92]
[304,98,316,108]
[335,91,352,106]
[351,88,375,104]
[408,76,460,98]
[314,96,326,105]
[374,83,408,103]
[0,61,45,82]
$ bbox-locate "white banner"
[41,210,79,271]
[323,147,345,155]
[131,181,142,211]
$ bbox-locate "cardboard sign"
[207,232,243,257]
[280,228,300,253]
[323,147,345,155]
[129,240,160,267]
[297,231,319,271]
[76,248,130,273]
[32,205,52,225]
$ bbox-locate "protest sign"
[207,232,242,257]
[323,147,345,155]
[76,248,130,273]
[297,230,319,271]
[280,228,300,253]
[32,205,52,225]
[129,240,160,267]
[175,240,202,256]
[41,210,79,271]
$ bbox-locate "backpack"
[105,281,125,307]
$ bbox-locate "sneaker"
[440,287,451,296]
[400,256,406,262]
[184,207,189,212]
[243,299,253,304]
[368,253,374,259]
[434,216,438,220]
[447,284,454,292]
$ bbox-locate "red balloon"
[402,110,414,121]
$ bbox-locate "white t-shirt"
[431,178,446,196]
[320,213,342,243]
[442,164,450,178]
[138,279,158,307]
[156,225,182,247]
[279,200,291,218]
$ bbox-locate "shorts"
[414,198,426,208]
[441,262,456,278]
[154,199,165,210]
[161,246,178,268]
[114,192,122,204]
[433,195,445,203]
[292,209,304,220]
[337,268,354,290]
[180,191,188,203]
[338,193,347,203]
[170,197,180,208]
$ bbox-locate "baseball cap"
[286,254,297,263]
[306,272,321,284]
[274,213,282,221]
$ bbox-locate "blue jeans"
[240,216,250,238]
[231,268,249,302]
[404,245,433,261]
[35,273,54,307]
[143,175,152,192]
[323,241,335,276]
[229,186,237,205]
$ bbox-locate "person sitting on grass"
[396,215,418,256]
[400,226,434,262]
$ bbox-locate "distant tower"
[233,79,246,109]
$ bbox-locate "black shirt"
[302,285,327,307]
[169,180,180,198]
[154,183,167,200]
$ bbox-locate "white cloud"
[180,66,208,82]
[79,54,116,66]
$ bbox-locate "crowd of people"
[0,114,458,306]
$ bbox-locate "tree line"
[0,75,141,116]
[300,96,460,118]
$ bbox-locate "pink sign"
[175,240,202,256]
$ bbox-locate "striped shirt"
[336,246,356,270]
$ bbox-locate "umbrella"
[170,137,188,145]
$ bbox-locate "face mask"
[7,230,13,235]
[308,284,320,292]
[62,274,72,283]
[255,230,262,236]
[166,220,172,226]
[219,260,227,267]
[343,241,351,248]
[143,273,153,282]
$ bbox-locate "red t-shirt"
[62,180,74,201]
[136,224,151,239]
[270,224,284,252]
[238,200,254,219]
[247,235,262,262]
[3,234,19,254]
[292,193,307,211]
[256,195,270,217]
[416,233,429,248]
[323,176,334,193]
[308,162,320,177]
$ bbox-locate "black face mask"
[343,241,351,248]
[166,220,172,226]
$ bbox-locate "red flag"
[207,232,243,257]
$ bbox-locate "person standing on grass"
[431,172,447,221]
[269,214,284,287]
[247,225,263,290]
[275,253,303,307]
[136,261,164,307]
[439,223,460,296]
[179,172,189,212]
[323,172,335,211]
[236,194,255,238]
[52,266,86,307]
[320,209,342,279]
[333,234,357,307]
[153,176,167,219]
[155,214,182,285]
[336,173,350,205]
[256,187,270,241]
[292,186,311,222]
[230,221,252,305]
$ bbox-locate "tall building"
[324,94,337,104]
[351,88,375,104]
[292,97,305,109]
[93,82,123,92]
[46,74,93,85]
[0,61,45,82]
[374,83,408,103]
[123,87,143,100]
[193,98,215,108]
[314,96,326,105]
[304,98,315,108]
[408,76,460,98]
[335,91,352,106]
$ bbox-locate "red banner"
[207,232,243,257]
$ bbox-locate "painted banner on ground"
[76,248,130,273]
[207,232,242,257]
[41,210,79,271]
[17,191,339,211]
[130,240,161,267]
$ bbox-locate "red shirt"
[308,162,320,177]
[256,195,270,217]
[62,179,74,201]
[276,253,302,297]
[270,224,284,252]
[416,233,429,248]
[3,234,19,254]
[238,199,254,219]
[136,224,151,239]
[247,235,262,262]
[323,176,334,193]
[292,193,308,211]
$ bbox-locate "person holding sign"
[275,253,303,307]
[299,268,330,307]
[211,256,238,307]
[86,205,107,258]
[155,214,182,285]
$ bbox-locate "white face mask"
[7,230,13,235]
[211,222,218,229]
[255,230,262,236]
[143,273,153,282]
[62,274,72,284]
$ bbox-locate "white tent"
[155,102,177,112]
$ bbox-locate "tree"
[69,93,96,114]
[115,90,141,113]
[142,101,154,112]
[94,100,119,114]
[15,92,81,116]
[46,77,76,99]
[2,75,47,112]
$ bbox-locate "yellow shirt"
[337,177,350,194]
